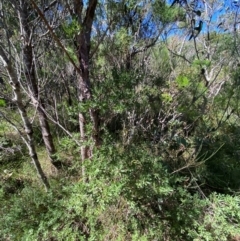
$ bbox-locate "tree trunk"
[74,0,100,164]
[0,47,50,191]
[18,0,57,166]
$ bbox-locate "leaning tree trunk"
[17,0,57,167]
[74,0,100,164]
[0,47,50,191]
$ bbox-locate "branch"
[44,0,57,12]
[90,24,111,59]
[167,47,191,64]
[29,0,81,74]
[0,46,9,66]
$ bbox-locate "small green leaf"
[161,92,172,102]
[0,99,6,107]
[176,75,190,88]
[193,59,211,67]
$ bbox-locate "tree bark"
[29,0,100,167]
[17,0,57,166]
[0,47,50,191]
[74,0,100,163]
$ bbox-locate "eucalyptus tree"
[15,0,58,166]
[28,0,178,167]
[0,0,69,189]
[0,0,50,190]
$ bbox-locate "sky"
[165,0,240,37]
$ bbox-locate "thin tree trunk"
[29,0,100,170]
[74,0,100,165]
[0,47,50,191]
[18,0,57,166]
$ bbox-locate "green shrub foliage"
[0,0,240,240]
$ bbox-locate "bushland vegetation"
[0,0,240,240]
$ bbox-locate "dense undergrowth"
[1,1,240,240]
[1,64,240,240]
[1,133,240,241]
